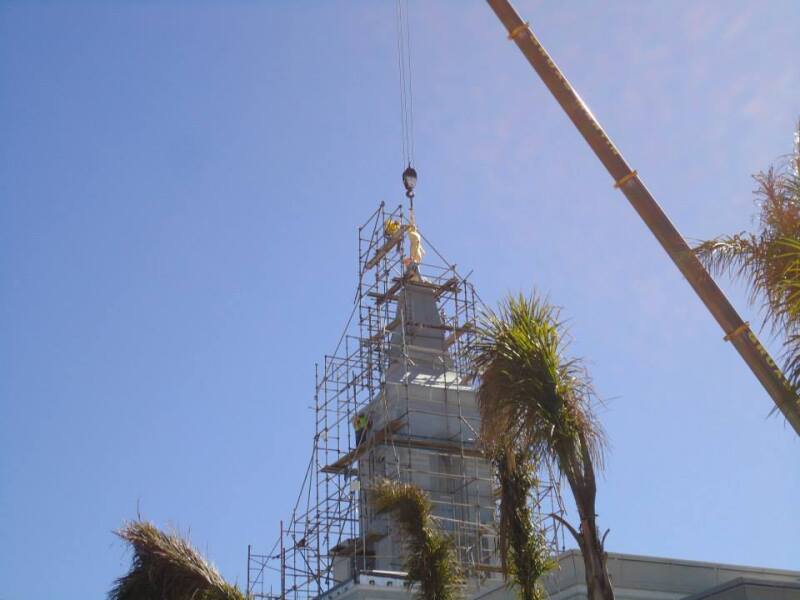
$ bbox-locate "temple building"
[246,203,800,600]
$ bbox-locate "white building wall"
[321,553,800,600]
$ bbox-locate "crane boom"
[485,0,800,436]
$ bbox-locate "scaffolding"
[247,203,565,600]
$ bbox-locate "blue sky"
[1,1,799,598]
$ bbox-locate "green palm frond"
[778,237,800,319]
[775,236,800,388]
[372,480,460,600]
[471,292,605,472]
[493,446,554,600]
[110,520,245,600]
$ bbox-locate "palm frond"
[372,480,460,600]
[693,234,760,289]
[694,231,798,332]
[775,237,800,390]
[777,237,800,317]
[110,520,245,600]
[471,292,605,473]
[694,124,800,399]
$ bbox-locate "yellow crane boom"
[485,0,800,436]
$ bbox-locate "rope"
[395,0,415,169]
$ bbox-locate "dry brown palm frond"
[694,124,800,393]
[372,479,461,600]
[109,520,245,600]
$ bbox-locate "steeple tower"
[248,204,532,600]
[348,254,499,592]
[386,281,455,382]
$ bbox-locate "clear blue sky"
[1,1,799,598]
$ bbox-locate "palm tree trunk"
[574,514,613,600]
[561,435,615,600]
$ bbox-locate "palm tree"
[491,444,555,600]
[694,123,800,395]
[372,479,460,600]
[109,520,245,600]
[471,293,613,600]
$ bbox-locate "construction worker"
[384,218,401,239]
[352,411,370,446]
[384,218,403,253]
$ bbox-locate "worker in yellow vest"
[352,412,370,446]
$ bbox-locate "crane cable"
[395,0,415,170]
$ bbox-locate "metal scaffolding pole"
[246,202,564,600]
[485,0,800,436]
